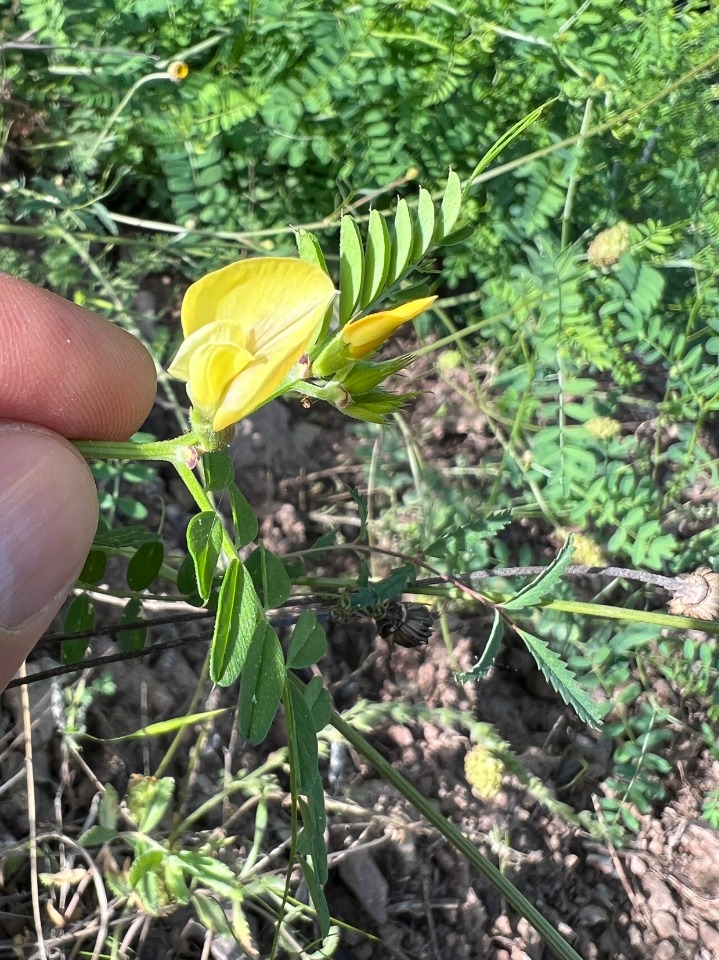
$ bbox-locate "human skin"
[0,273,156,691]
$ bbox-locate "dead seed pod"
[375,601,435,648]
[667,567,719,621]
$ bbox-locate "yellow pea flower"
[168,257,336,432]
[341,295,437,359]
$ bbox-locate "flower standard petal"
[180,257,335,339]
[341,295,437,359]
[168,257,336,432]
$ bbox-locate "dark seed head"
[375,601,434,648]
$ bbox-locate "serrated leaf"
[371,564,414,603]
[437,169,462,239]
[424,509,513,560]
[455,610,504,683]
[287,610,327,668]
[245,543,291,608]
[203,449,234,492]
[515,627,602,727]
[360,208,390,307]
[411,187,435,261]
[346,485,368,540]
[238,622,285,744]
[502,538,574,611]
[187,511,223,602]
[164,855,191,905]
[127,542,164,591]
[231,897,257,956]
[78,825,117,846]
[296,228,329,275]
[191,893,235,938]
[210,558,258,686]
[339,216,365,323]
[388,197,413,283]
[228,483,258,548]
[180,852,239,893]
[128,850,165,890]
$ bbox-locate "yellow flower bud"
[168,258,336,431]
[341,296,437,359]
[312,295,436,377]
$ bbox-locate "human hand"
[0,273,156,691]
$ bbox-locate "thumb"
[0,423,98,690]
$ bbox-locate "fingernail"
[0,426,98,630]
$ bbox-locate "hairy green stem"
[74,434,200,464]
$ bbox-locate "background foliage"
[4,0,719,948]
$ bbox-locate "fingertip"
[0,274,158,440]
[0,424,99,690]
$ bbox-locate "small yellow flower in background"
[167,61,189,82]
[571,533,607,567]
[341,296,437,359]
[464,745,505,799]
[585,416,621,440]
[168,257,336,432]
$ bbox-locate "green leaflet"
[127,775,174,833]
[117,597,146,653]
[127,542,164,591]
[360,208,391,307]
[62,594,95,664]
[388,197,413,283]
[229,483,258,548]
[202,449,234,492]
[339,216,364,323]
[296,227,330,275]
[287,610,327,669]
[411,186,435,261]
[245,542,292,609]
[437,169,462,240]
[186,511,223,602]
[210,558,259,686]
[238,622,285,744]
